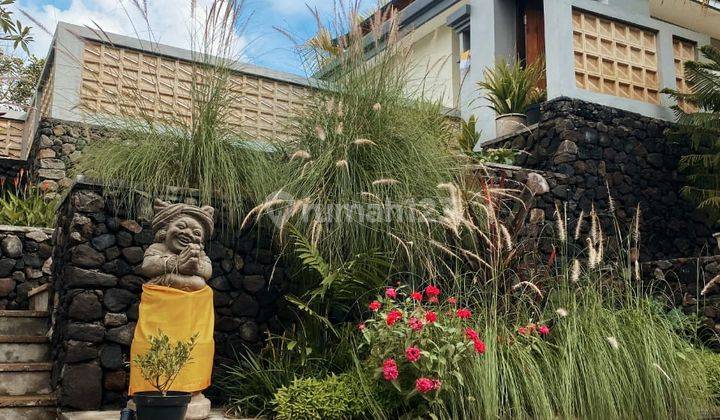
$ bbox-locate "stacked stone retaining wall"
[51,180,290,409]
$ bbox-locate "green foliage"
[75,0,271,227]
[220,327,359,417]
[477,59,545,115]
[132,331,197,396]
[412,287,710,420]
[0,0,32,53]
[0,188,57,227]
[457,115,480,155]
[273,373,367,420]
[249,6,458,273]
[662,45,720,223]
[701,350,720,402]
[469,148,518,165]
[0,55,44,106]
[287,226,392,327]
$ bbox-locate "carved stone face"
[165,216,205,254]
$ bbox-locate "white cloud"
[14,0,248,59]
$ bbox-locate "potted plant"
[478,59,544,137]
[525,87,547,125]
[132,331,198,420]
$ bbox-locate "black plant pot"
[134,391,191,420]
[525,103,542,125]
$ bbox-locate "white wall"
[405,26,458,108]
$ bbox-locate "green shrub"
[273,373,366,420]
[0,188,57,227]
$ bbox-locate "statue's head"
[152,199,215,254]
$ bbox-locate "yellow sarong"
[129,284,215,395]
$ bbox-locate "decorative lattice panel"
[673,38,697,112]
[39,62,54,118]
[572,10,659,104]
[80,40,310,141]
[0,117,25,158]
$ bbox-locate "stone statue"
[129,199,216,419]
[141,199,214,291]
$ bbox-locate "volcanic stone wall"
[30,118,110,201]
[0,225,53,309]
[643,255,720,343]
[486,97,715,260]
[51,181,289,409]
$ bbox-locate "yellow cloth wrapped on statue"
[129,284,215,395]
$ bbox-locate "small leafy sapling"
[133,331,198,396]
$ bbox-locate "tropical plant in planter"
[477,58,545,137]
[132,331,198,420]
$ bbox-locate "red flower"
[518,326,528,336]
[415,377,439,393]
[358,323,366,331]
[424,310,437,323]
[447,297,457,305]
[428,296,439,304]
[405,346,421,362]
[456,308,472,319]
[473,339,486,354]
[424,285,441,297]
[539,325,550,336]
[408,317,424,331]
[465,327,479,341]
[382,358,399,381]
[411,291,423,302]
[386,309,403,326]
[369,300,382,312]
[385,288,397,299]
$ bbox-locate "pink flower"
[382,358,399,381]
[518,326,528,336]
[411,291,423,302]
[369,300,381,312]
[447,297,457,305]
[415,377,438,393]
[473,339,486,354]
[424,310,437,323]
[386,309,403,326]
[428,296,439,304]
[408,317,424,331]
[424,285,441,297]
[465,327,479,341]
[539,325,550,336]
[385,288,397,299]
[358,323,366,331]
[405,346,421,362]
[456,308,472,319]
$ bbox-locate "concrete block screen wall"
[543,0,710,124]
[39,23,317,143]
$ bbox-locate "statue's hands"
[177,244,202,275]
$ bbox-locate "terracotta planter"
[495,113,528,137]
[714,232,720,253]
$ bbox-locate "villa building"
[369,0,720,142]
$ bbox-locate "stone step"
[0,392,57,419]
[0,335,51,363]
[0,310,50,336]
[0,362,52,396]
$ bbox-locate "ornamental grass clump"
[245,2,458,272]
[76,0,273,227]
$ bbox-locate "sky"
[12,0,379,76]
